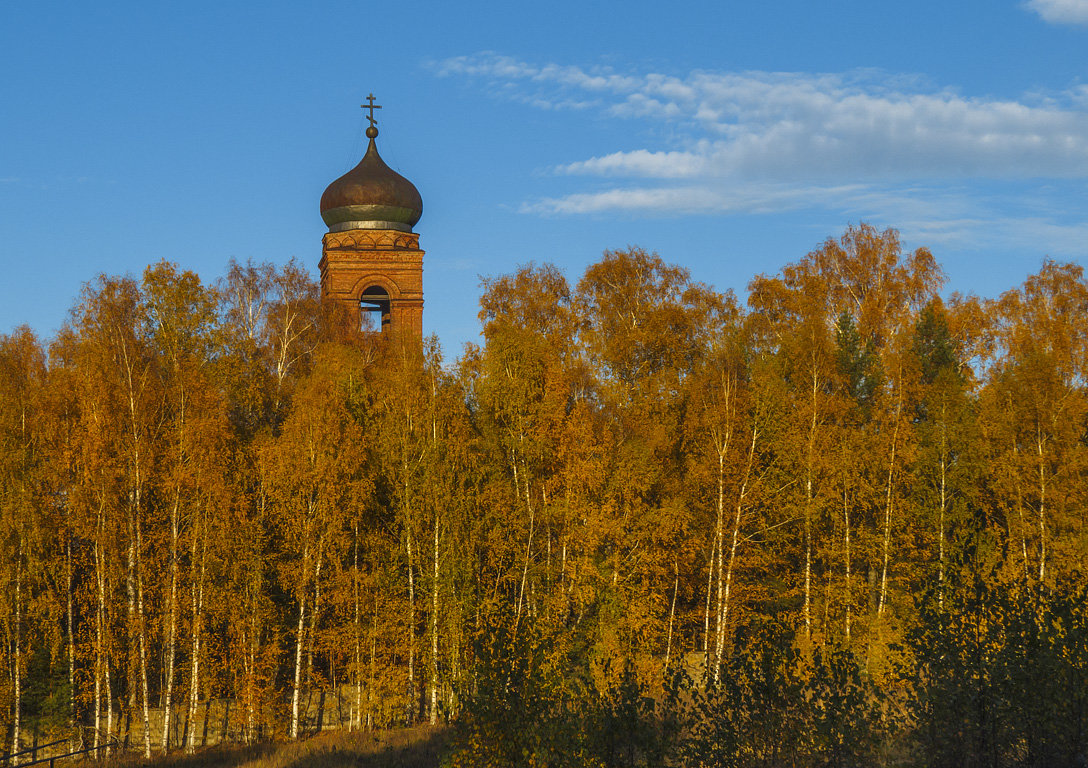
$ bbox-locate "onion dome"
[320,125,423,233]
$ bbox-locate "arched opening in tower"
[359,285,391,331]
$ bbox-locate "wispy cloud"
[1024,0,1088,26]
[524,182,1088,256]
[435,53,1088,255]
[438,53,1088,183]
[521,183,869,216]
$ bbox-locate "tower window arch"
[359,285,391,331]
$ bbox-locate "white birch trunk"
[245,486,267,744]
[93,537,103,756]
[703,536,715,673]
[353,523,361,733]
[938,411,947,610]
[105,644,113,757]
[136,520,152,758]
[66,536,75,733]
[709,375,734,680]
[719,424,758,679]
[561,491,569,603]
[162,493,179,753]
[94,619,102,756]
[104,557,114,755]
[306,543,324,686]
[245,582,258,744]
[1012,438,1030,580]
[185,529,206,754]
[368,605,377,731]
[1036,428,1047,582]
[162,379,185,754]
[121,330,142,721]
[94,504,112,757]
[126,510,136,717]
[877,386,903,618]
[665,559,678,670]
[11,539,22,764]
[843,483,851,642]
[429,506,440,725]
[713,452,725,682]
[290,541,309,740]
[516,479,534,633]
[405,526,416,724]
[804,366,818,645]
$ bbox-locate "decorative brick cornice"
[320,227,424,337]
[323,230,420,251]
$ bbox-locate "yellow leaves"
[751,224,944,354]
[579,247,727,394]
[6,224,1088,744]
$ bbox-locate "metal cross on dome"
[361,94,382,128]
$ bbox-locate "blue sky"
[2,0,1086,354]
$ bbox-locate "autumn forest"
[2,224,1087,767]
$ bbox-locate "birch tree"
[984,261,1088,584]
[0,328,46,761]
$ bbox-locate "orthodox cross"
[361,94,382,128]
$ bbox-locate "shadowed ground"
[96,727,450,768]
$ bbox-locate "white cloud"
[562,150,706,178]
[436,53,1088,257]
[437,54,642,93]
[521,183,870,216]
[524,182,1088,263]
[437,53,1088,183]
[1024,0,1088,25]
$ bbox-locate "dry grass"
[88,727,450,768]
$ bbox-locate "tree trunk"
[162,493,179,754]
[244,608,256,743]
[665,559,679,670]
[516,482,534,634]
[702,535,715,675]
[245,487,266,744]
[405,525,415,725]
[121,332,143,725]
[11,534,23,764]
[877,388,903,618]
[938,409,947,610]
[94,506,109,758]
[245,568,260,744]
[66,535,75,733]
[368,600,377,731]
[718,424,758,680]
[105,638,114,758]
[136,519,152,758]
[353,522,361,732]
[1036,427,1047,582]
[803,366,819,646]
[126,506,137,717]
[306,543,324,688]
[429,506,440,725]
[186,527,206,754]
[1012,437,1030,580]
[713,452,725,682]
[290,540,309,740]
[843,482,851,643]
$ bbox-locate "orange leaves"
[751,223,943,353]
[5,225,1088,743]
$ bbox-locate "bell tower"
[319,96,424,336]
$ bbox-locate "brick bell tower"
[319,95,424,336]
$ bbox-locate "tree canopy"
[2,225,1087,766]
